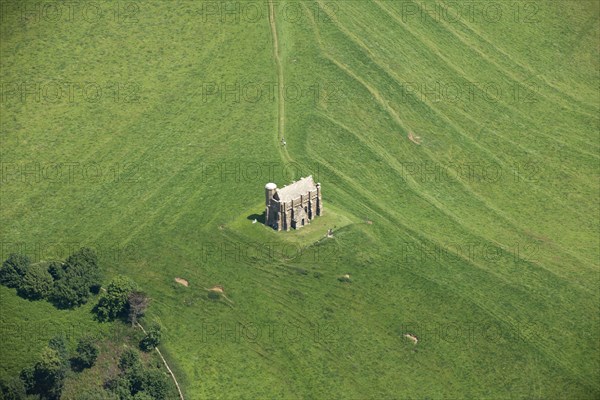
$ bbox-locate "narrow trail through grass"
[268,0,291,164]
[136,322,185,400]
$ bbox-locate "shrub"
[109,347,174,400]
[47,261,64,281]
[74,336,99,369]
[48,334,69,368]
[132,391,154,400]
[0,254,30,288]
[139,323,162,352]
[18,263,54,300]
[142,369,169,400]
[20,347,67,400]
[76,387,121,400]
[96,276,138,322]
[104,377,132,400]
[49,280,86,309]
[0,376,27,399]
[118,348,141,372]
[63,247,101,293]
[46,248,101,309]
[126,368,146,397]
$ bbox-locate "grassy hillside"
[1,0,598,399]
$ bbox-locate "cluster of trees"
[0,335,99,400]
[0,248,101,308]
[95,276,142,322]
[0,338,170,400]
[93,276,157,351]
[104,348,170,400]
[0,259,166,398]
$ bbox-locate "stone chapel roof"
[275,176,318,203]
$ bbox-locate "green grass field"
[1,0,598,399]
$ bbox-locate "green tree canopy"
[47,261,65,281]
[0,376,27,399]
[118,348,142,373]
[95,275,138,322]
[64,247,101,290]
[139,322,162,352]
[20,346,67,400]
[141,369,169,400]
[0,253,31,288]
[74,336,99,369]
[18,263,54,300]
[50,247,101,308]
[48,334,69,368]
[132,391,154,400]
